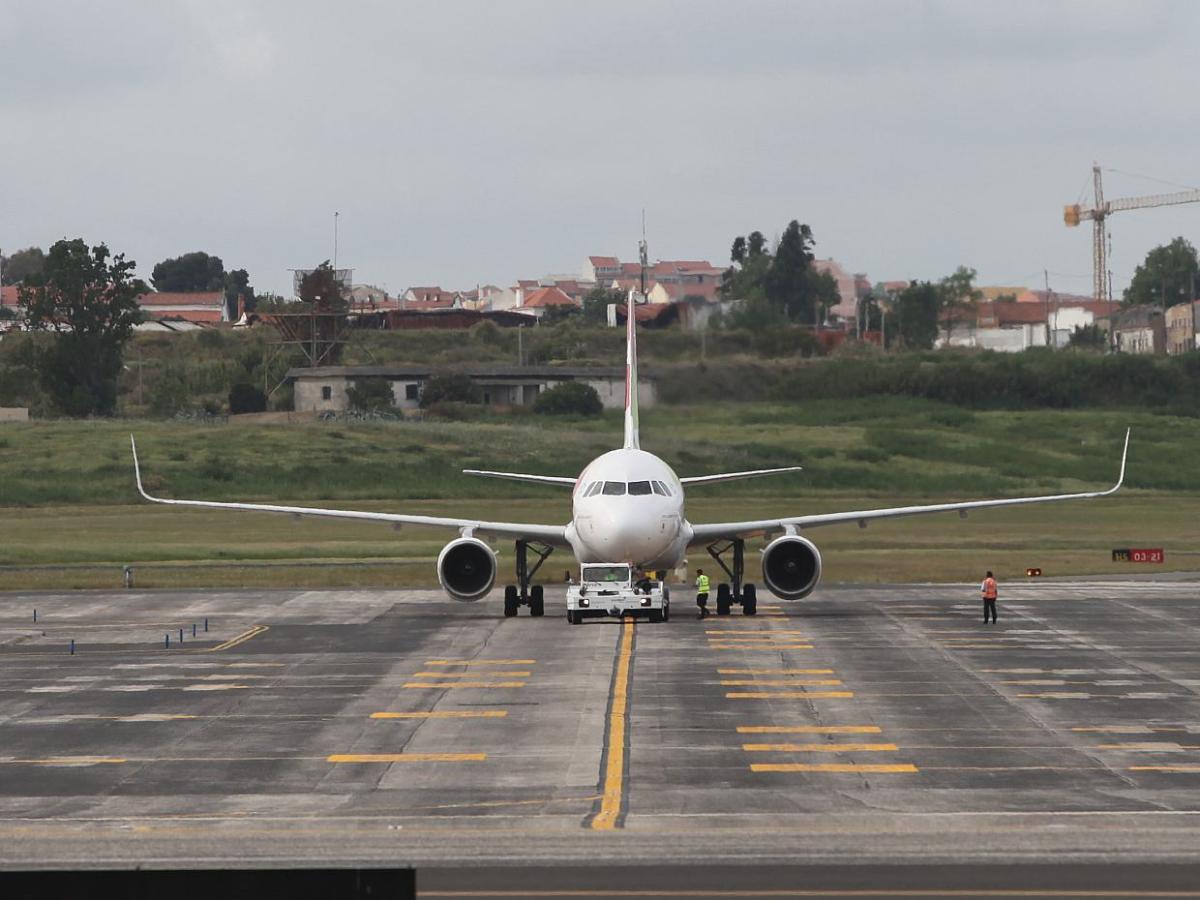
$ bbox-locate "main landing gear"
[706,538,757,616]
[503,540,553,618]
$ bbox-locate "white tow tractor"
[566,564,669,624]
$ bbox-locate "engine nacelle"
[761,534,822,600]
[437,537,497,602]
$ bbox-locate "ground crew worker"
[695,568,711,619]
[981,570,998,624]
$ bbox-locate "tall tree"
[224,267,255,316]
[20,239,145,416]
[1,247,45,285]
[581,287,624,323]
[937,265,982,343]
[893,281,941,350]
[151,251,225,292]
[1123,237,1199,308]
[764,220,817,321]
[298,261,347,311]
[730,236,747,265]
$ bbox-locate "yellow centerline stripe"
[403,682,525,689]
[207,625,268,652]
[742,743,899,753]
[751,763,918,773]
[370,711,508,719]
[727,691,854,699]
[1129,766,1200,772]
[738,725,881,734]
[1,757,128,766]
[326,753,485,763]
[591,618,635,831]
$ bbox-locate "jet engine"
[761,534,822,600]
[437,537,497,601]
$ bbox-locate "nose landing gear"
[706,538,758,616]
[503,540,553,617]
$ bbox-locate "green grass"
[0,400,1194,590]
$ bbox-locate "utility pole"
[1044,270,1051,347]
[333,211,340,272]
[517,325,524,366]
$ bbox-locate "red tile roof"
[522,286,579,308]
[589,256,619,267]
[405,297,457,310]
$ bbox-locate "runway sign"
[1112,548,1164,563]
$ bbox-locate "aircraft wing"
[131,437,569,546]
[680,466,803,486]
[690,429,1129,545]
[462,469,576,487]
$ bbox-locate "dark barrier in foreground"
[0,868,414,899]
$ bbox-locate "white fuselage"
[563,448,693,570]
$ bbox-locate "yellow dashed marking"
[370,711,508,719]
[424,660,535,666]
[719,669,834,675]
[737,725,882,735]
[751,763,918,773]
[720,679,843,687]
[411,671,532,678]
[743,743,899,753]
[403,682,525,689]
[2,757,127,766]
[326,753,486,763]
[706,630,807,636]
[727,691,853,699]
[709,644,813,651]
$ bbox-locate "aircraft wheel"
[529,585,545,617]
[742,583,757,616]
[649,610,663,623]
[716,583,732,616]
[503,585,519,618]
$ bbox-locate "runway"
[3,579,1200,883]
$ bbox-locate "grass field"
[0,399,1194,590]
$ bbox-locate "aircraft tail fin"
[624,287,640,450]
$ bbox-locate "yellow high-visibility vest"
[696,574,711,593]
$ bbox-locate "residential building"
[1166,301,1195,355]
[812,259,870,325]
[136,291,227,324]
[581,256,620,284]
[1111,305,1166,355]
[518,286,579,319]
[402,286,459,309]
[348,284,397,311]
[289,364,657,413]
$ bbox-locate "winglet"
[130,434,152,502]
[1111,427,1131,494]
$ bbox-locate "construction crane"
[1063,163,1200,301]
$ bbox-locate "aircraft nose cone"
[594,511,668,563]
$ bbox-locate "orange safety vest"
[982,577,998,600]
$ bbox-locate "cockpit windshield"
[627,481,652,495]
[601,481,626,496]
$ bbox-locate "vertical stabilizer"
[624,286,641,449]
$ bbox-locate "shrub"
[228,382,267,414]
[346,378,395,411]
[533,381,603,416]
[419,374,481,408]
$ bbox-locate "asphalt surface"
[3,580,1200,891]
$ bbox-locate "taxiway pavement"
[2,580,1200,874]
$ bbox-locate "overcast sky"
[3,1,1198,298]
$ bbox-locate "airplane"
[130,266,1130,619]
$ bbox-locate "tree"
[1068,323,1107,350]
[228,382,267,414]
[224,268,256,316]
[730,236,747,265]
[346,378,394,411]
[20,239,145,415]
[534,381,603,416]
[1,247,45,284]
[540,303,580,325]
[747,231,768,258]
[1124,237,1199,308]
[298,261,347,311]
[419,373,480,407]
[937,265,982,343]
[764,220,817,321]
[152,251,225,292]
[581,287,624,324]
[893,281,941,350]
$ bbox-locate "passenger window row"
[582,480,673,497]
